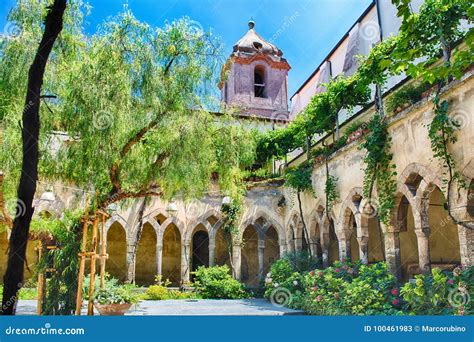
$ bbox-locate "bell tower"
[219,20,291,121]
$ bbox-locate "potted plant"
[94,284,139,316]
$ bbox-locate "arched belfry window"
[254,66,266,98]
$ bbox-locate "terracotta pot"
[94,303,132,316]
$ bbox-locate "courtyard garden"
[0,0,472,318]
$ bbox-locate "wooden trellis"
[36,242,58,315]
[75,210,109,315]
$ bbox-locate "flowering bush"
[400,266,472,315]
[264,251,319,308]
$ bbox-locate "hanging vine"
[220,199,242,278]
[360,114,397,225]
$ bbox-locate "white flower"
[274,283,279,288]
[293,280,298,286]
[266,272,272,278]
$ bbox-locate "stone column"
[458,223,474,266]
[156,243,163,277]
[338,238,351,261]
[294,236,303,252]
[357,236,369,265]
[258,239,265,281]
[209,242,216,267]
[232,243,242,280]
[181,240,191,284]
[279,242,287,258]
[383,229,402,281]
[125,243,136,283]
[415,227,431,274]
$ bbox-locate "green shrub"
[386,84,423,113]
[400,266,472,315]
[82,273,119,300]
[94,284,140,305]
[192,265,248,299]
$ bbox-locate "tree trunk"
[1,0,67,315]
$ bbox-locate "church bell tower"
[219,20,291,121]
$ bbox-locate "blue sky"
[1,0,372,97]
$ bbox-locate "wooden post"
[99,212,107,289]
[87,216,99,315]
[75,219,89,315]
[36,241,43,315]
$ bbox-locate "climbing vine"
[220,198,242,277]
[360,114,397,225]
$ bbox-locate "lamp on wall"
[221,196,231,205]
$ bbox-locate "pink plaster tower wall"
[219,20,291,121]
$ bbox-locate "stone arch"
[158,217,185,242]
[161,222,182,285]
[400,162,442,199]
[190,223,210,274]
[241,224,259,286]
[135,222,157,285]
[308,210,323,260]
[105,214,129,238]
[145,208,169,225]
[106,221,127,281]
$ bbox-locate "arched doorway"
[191,225,209,274]
[428,187,460,268]
[398,196,418,280]
[264,226,279,275]
[162,224,181,286]
[136,223,157,285]
[241,225,259,286]
[106,222,127,281]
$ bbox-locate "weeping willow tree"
[0,0,256,313]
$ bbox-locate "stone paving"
[16,299,304,316]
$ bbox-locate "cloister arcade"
[94,159,471,286]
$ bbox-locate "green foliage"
[428,97,466,190]
[94,284,140,305]
[360,114,397,225]
[0,285,38,300]
[325,174,339,213]
[400,266,473,315]
[391,0,473,84]
[82,273,119,301]
[304,261,401,315]
[144,276,198,300]
[386,84,423,114]
[37,211,82,315]
[284,162,313,193]
[192,265,248,299]
[0,1,255,217]
[264,251,320,309]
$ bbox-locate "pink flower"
[392,299,399,306]
[334,268,341,273]
[447,279,454,285]
[391,288,399,296]
[348,268,354,274]
[311,287,318,292]
[318,271,324,278]
[309,270,315,276]
[315,295,323,302]
[342,265,348,270]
